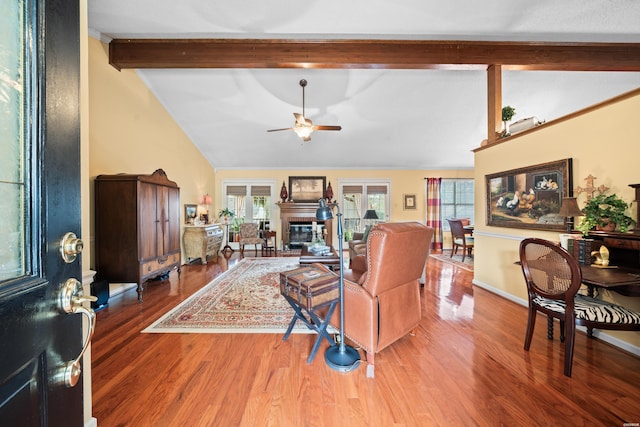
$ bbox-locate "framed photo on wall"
[403,194,417,210]
[288,176,326,202]
[486,158,572,231]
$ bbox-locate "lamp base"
[324,344,361,372]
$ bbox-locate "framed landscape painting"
[289,176,326,202]
[486,158,572,231]
[184,204,197,224]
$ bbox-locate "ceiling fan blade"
[313,125,342,131]
[293,113,306,126]
[266,127,293,132]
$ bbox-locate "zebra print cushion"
[533,295,640,324]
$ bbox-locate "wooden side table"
[279,266,340,363]
[262,230,277,256]
[221,222,234,253]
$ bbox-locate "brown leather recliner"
[321,222,434,377]
[347,231,366,266]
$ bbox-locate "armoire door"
[139,181,158,261]
[167,186,181,254]
[156,185,170,258]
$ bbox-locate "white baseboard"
[84,417,97,427]
[109,282,138,298]
[472,278,640,357]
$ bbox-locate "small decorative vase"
[325,181,334,202]
[502,121,510,137]
[280,181,288,202]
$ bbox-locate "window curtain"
[343,185,363,230]
[234,197,246,221]
[226,186,247,222]
[425,177,443,250]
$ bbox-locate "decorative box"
[279,266,340,311]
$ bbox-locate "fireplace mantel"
[277,202,333,248]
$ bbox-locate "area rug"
[429,250,474,272]
[142,257,317,334]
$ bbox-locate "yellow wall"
[474,89,640,351]
[88,37,217,267]
[214,169,473,246]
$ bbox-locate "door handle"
[54,278,97,387]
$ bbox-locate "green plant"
[576,193,636,235]
[230,216,244,232]
[502,106,516,122]
[218,208,235,219]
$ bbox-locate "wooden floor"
[91,251,640,426]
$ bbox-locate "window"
[441,179,474,230]
[223,180,276,242]
[339,180,390,240]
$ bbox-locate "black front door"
[0,1,84,426]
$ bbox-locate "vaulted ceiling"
[88,1,640,170]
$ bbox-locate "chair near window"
[238,222,263,255]
[262,230,277,256]
[519,238,640,377]
[447,219,474,262]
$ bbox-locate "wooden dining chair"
[519,237,640,377]
[447,219,474,262]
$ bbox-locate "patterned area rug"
[429,250,474,272]
[143,257,316,334]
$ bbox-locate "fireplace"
[289,222,313,249]
[288,221,327,249]
[277,202,333,249]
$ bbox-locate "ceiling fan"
[267,79,342,141]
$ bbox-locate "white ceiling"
[88,0,640,170]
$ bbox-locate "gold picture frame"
[288,176,326,202]
[184,204,197,224]
[404,194,417,210]
[486,158,572,231]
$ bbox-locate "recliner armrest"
[351,254,367,274]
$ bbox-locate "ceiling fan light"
[294,125,313,140]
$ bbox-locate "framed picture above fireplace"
[288,176,326,203]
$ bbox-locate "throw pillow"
[363,224,372,242]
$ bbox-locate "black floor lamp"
[316,199,361,372]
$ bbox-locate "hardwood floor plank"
[91,252,640,426]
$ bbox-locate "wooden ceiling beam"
[109,38,640,71]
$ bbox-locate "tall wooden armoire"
[94,169,181,301]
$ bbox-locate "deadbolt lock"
[60,232,84,263]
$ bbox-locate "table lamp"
[363,208,379,221]
[201,194,212,223]
[558,197,583,234]
[316,199,361,372]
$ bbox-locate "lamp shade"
[558,197,583,217]
[316,199,333,220]
[201,194,212,205]
[363,209,379,220]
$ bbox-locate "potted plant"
[502,106,516,136]
[576,193,636,235]
[218,208,235,224]
[230,217,244,241]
